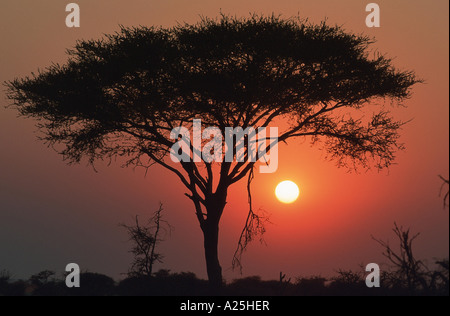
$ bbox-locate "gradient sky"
[0,0,448,281]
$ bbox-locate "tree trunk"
[203,220,223,291]
[189,180,229,291]
[201,188,228,291]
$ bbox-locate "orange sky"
[0,0,448,281]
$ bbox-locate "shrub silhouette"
[29,270,66,296]
[117,276,156,296]
[117,270,208,296]
[0,270,26,296]
[68,272,115,296]
[225,276,294,296]
[328,269,370,296]
[294,276,328,296]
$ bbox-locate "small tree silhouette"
[372,223,427,292]
[121,203,171,277]
[29,270,56,287]
[439,175,449,208]
[6,15,420,288]
[0,270,11,293]
[373,223,449,295]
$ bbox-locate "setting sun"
[275,180,300,204]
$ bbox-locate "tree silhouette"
[120,203,171,277]
[373,223,449,294]
[372,223,427,292]
[6,15,419,289]
[439,175,449,208]
[29,270,56,288]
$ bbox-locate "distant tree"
[28,270,64,296]
[6,15,419,289]
[29,270,56,288]
[0,271,26,296]
[120,203,171,277]
[279,271,292,284]
[433,259,449,294]
[373,223,428,292]
[0,270,11,295]
[439,175,449,208]
[328,268,369,296]
[0,270,10,283]
[373,223,449,295]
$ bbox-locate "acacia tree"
[6,16,419,289]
